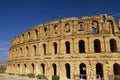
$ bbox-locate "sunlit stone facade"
[6,14,120,80]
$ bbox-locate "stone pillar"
[85,38,89,53]
[101,38,105,52]
[105,37,110,52]
[89,38,94,53]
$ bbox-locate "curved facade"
[6,14,120,80]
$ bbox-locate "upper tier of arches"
[10,14,120,48]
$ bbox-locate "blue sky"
[0,0,120,63]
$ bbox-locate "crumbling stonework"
[6,14,120,80]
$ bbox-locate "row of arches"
[7,63,120,79]
[11,38,118,58]
[11,17,116,46]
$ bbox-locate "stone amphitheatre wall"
[6,14,120,80]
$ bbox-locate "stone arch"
[22,34,24,41]
[53,42,57,54]
[79,63,86,79]
[65,41,70,54]
[65,63,70,79]
[28,32,30,40]
[23,64,27,74]
[20,48,22,57]
[33,45,37,56]
[26,46,29,56]
[30,63,35,73]
[44,27,48,36]
[96,63,104,78]
[52,63,57,76]
[79,40,85,53]
[113,63,120,75]
[17,64,20,74]
[102,15,106,22]
[42,44,46,55]
[35,29,38,39]
[92,21,99,34]
[78,22,84,31]
[107,20,114,34]
[54,25,58,34]
[41,63,45,75]
[65,23,70,33]
[110,39,117,52]
[94,39,101,53]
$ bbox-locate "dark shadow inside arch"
[110,39,117,52]
[96,63,104,78]
[113,63,120,75]
[53,42,57,54]
[65,63,70,79]
[41,63,45,75]
[43,44,46,55]
[79,63,86,79]
[79,40,85,53]
[65,41,70,54]
[52,64,57,75]
[94,39,101,53]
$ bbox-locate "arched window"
[110,39,117,52]
[102,15,106,22]
[23,64,27,73]
[79,24,84,31]
[33,45,36,56]
[43,44,46,55]
[20,48,22,54]
[53,42,57,54]
[113,63,120,75]
[79,40,85,53]
[22,34,24,41]
[96,63,104,78]
[79,63,86,79]
[52,64,57,75]
[92,22,98,34]
[18,64,20,74]
[35,29,38,38]
[41,63,45,75]
[65,24,70,33]
[54,25,57,34]
[65,41,70,54]
[28,32,30,39]
[94,39,101,53]
[26,46,28,56]
[65,63,70,79]
[31,64,34,73]
[44,27,47,32]
[92,27,96,34]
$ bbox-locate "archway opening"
[94,39,101,53]
[113,63,120,75]
[110,39,117,52]
[96,63,104,78]
[33,45,36,56]
[79,40,85,53]
[65,41,70,54]
[65,63,70,79]
[31,64,34,73]
[52,64,57,75]
[79,63,86,79]
[41,63,45,75]
[43,44,46,55]
[53,42,57,54]
[18,64,20,74]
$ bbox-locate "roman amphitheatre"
[6,14,120,80]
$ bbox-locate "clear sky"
[0,0,120,64]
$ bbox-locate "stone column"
[105,37,110,52]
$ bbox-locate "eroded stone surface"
[6,14,120,80]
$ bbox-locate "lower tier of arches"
[6,59,120,80]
